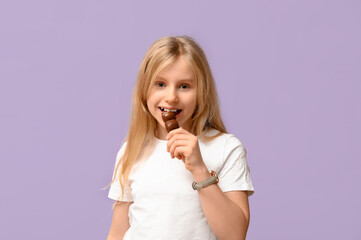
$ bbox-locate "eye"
[180,84,189,89]
[156,82,165,87]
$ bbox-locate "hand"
[166,127,207,174]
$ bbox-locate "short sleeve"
[217,135,255,197]
[108,141,134,202]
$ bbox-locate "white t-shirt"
[108,129,255,240]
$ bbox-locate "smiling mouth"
[159,107,182,115]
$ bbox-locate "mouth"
[159,107,182,116]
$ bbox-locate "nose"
[165,86,179,103]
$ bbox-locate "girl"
[106,36,255,240]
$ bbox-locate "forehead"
[155,76,195,83]
[155,56,196,81]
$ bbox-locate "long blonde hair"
[107,35,227,209]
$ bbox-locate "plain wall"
[0,0,360,239]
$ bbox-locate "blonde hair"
[106,35,227,209]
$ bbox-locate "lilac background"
[1,0,360,239]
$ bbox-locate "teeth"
[161,107,178,112]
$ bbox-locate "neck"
[155,126,168,140]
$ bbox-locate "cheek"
[146,92,159,107]
[189,95,197,109]
[149,90,162,100]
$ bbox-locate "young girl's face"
[147,56,197,139]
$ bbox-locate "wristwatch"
[192,170,219,190]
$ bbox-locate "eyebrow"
[156,76,195,82]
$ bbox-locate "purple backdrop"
[1,0,360,239]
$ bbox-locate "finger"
[169,140,188,158]
[175,153,184,163]
[174,146,187,160]
[166,129,180,140]
[166,127,188,140]
[167,134,190,152]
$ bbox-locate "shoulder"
[202,128,244,148]
[199,129,246,158]
[198,129,247,171]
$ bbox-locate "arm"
[193,168,250,240]
[107,201,133,240]
[166,129,252,239]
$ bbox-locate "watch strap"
[192,170,219,190]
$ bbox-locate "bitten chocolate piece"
[162,111,179,132]
[162,111,181,159]
[165,119,179,132]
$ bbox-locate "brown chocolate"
[162,111,179,132]
[162,111,181,159]
[161,111,176,122]
[165,119,179,132]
